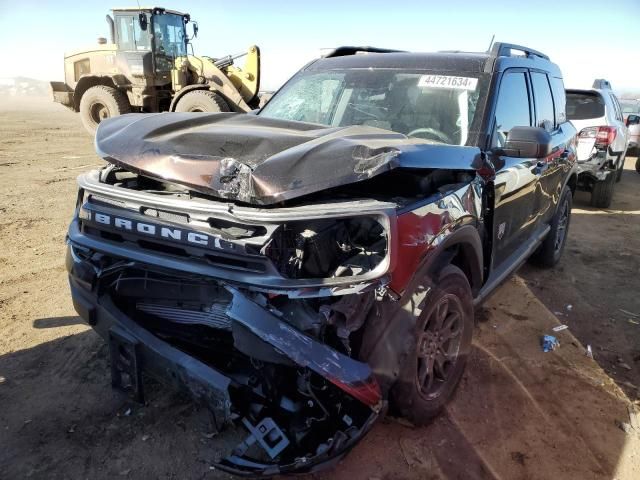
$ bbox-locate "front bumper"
[66,243,381,476]
[68,272,233,420]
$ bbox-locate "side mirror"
[626,114,640,126]
[192,22,198,38]
[502,126,553,158]
[138,12,148,31]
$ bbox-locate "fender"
[359,224,484,394]
[390,181,485,296]
[168,84,211,111]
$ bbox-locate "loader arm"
[173,46,260,111]
[222,45,260,104]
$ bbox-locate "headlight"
[263,216,388,280]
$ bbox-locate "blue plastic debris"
[541,335,559,352]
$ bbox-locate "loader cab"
[111,7,190,83]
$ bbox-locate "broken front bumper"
[66,243,382,476]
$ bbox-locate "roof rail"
[489,42,549,60]
[592,79,612,90]
[322,46,405,58]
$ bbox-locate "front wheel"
[390,265,474,425]
[174,90,230,113]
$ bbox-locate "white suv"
[566,79,629,208]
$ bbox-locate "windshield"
[152,13,187,70]
[260,69,485,146]
[115,14,151,51]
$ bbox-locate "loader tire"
[79,85,130,135]
[174,90,230,113]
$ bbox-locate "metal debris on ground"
[0,375,6,384]
[566,304,573,312]
[541,335,560,352]
[586,345,594,358]
[552,324,569,332]
[620,308,639,318]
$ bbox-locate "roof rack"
[592,79,612,90]
[489,42,549,60]
[322,46,405,58]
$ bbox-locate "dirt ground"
[1,98,639,479]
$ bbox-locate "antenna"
[487,34,495,53]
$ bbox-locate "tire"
[79,85,130,134]
[174,90,230,113]
[390,265,474,426]
[530,186,572,268]
[590,171,616,208]
[636,157,640,174]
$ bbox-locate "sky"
[0,0,639,93]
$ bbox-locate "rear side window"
[493,71,531,147]
[566,93,605,120]
[610,94,623,122]
[530,72,555,130]
[549,77,567,124]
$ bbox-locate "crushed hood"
[96,112,482,205]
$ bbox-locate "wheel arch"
[565,172,578,196]
[421,225,484,298]
[73,76,118,111]
[359,226,482,398]
[168,84,211,111]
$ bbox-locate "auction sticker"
[418,75,478,91]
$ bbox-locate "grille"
[136,302,231,330]
[141,207,190,224]
[89,194,125,208]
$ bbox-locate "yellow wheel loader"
[50,7,260,133]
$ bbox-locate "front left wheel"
[174,90,230,113]
[390,265,474,426]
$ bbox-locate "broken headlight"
[262,216,388,280]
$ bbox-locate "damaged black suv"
[66,43,577,476]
